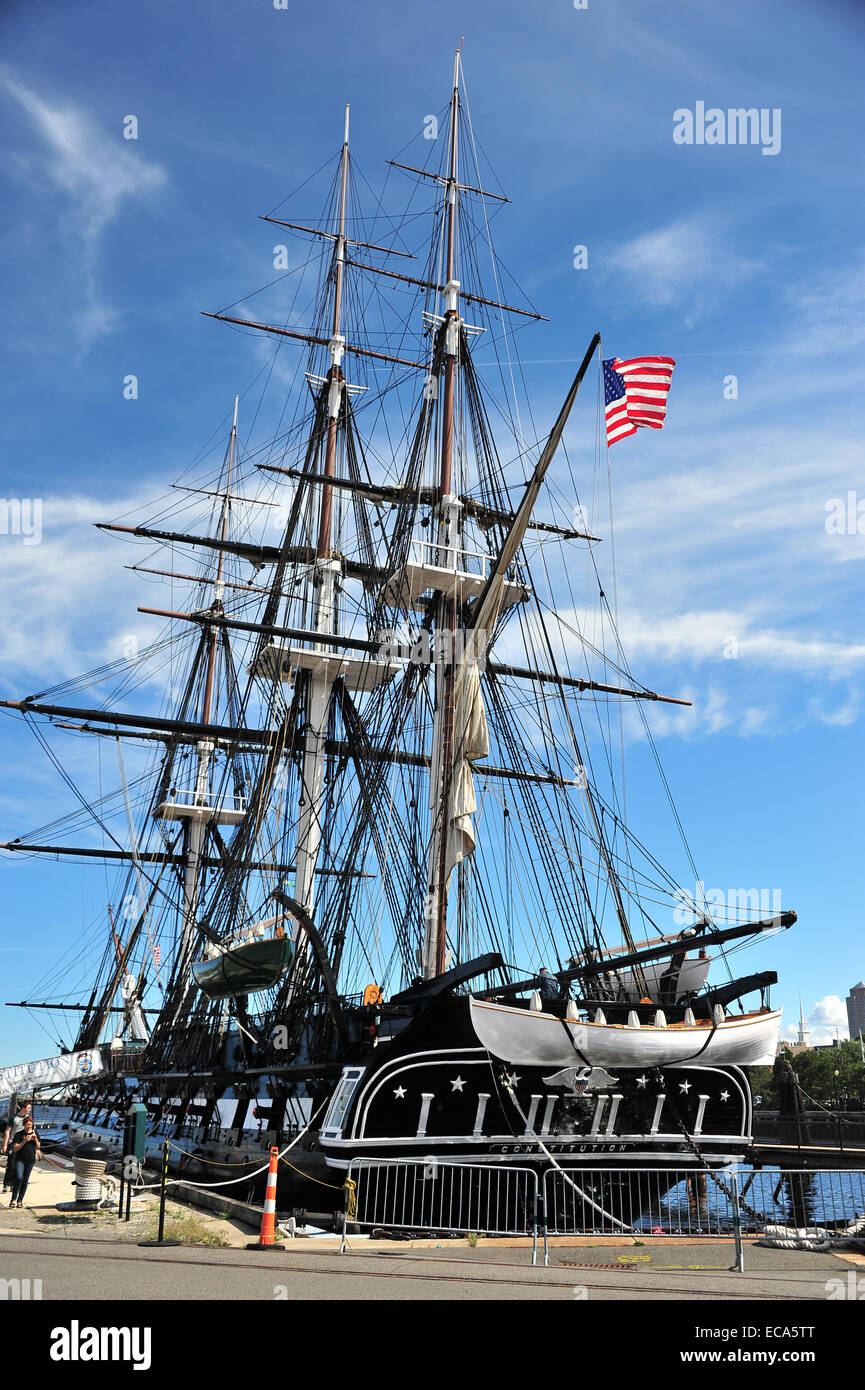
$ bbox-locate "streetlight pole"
[833,1068,843,1152]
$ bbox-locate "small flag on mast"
[603,356,676,447]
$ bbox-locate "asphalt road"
[0,1232,853,1302]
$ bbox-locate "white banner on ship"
[0,1049,103,1101]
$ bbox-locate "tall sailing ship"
[1,54,794,1213]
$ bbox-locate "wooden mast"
[292,105,351,922]
[175,396,239,984]
[201,393,237,724]
[316,105,350,563]
[423,47,462,980]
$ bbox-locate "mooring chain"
[650,1067,767,1225]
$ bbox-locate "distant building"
[785,994,813,1054]
[846,982,865,1040]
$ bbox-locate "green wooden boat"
[190,937,294,1000]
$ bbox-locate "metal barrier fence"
[343,1158,541,1261]
[736,1167,865,1232]
[544,1168,741,1237]
[341,1159,865,1265]
[545,1167,865,1237]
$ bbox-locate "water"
[739,1167,865,1231]
[645,1166,865,1234]
[31,1103,74,1140]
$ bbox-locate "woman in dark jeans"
[9,1118,41,1207]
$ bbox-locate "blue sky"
[0,0,863,1065]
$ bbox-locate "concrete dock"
[1,1153,863,1302]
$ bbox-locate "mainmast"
[292,105,351,921]
[423,47,463,979]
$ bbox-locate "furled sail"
[113,973,149,1044]
[444,654,489,877]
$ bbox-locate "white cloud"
[603,215,761,316]
[781,995,850,1046]
[815,694,860,727]
[552,601,865,681]
[811,995,849,1030]
[601,9,709,81]
[530,406,865,742]
[0,490,166,690]
[615,610,865,676]
[2,70,166,346]
[784,254,865,358]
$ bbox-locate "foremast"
[158,396,246,1009]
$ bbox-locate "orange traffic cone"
[247,1146,285,1250]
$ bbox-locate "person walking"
[2,1102,32,1194]
[9,1116,41,1208]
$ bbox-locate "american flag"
[603,356,676,447]
[152,944,161,968]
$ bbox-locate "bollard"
[246,1147,285,1250]
[57,1141,111,1212]
[138,1141,180,1247]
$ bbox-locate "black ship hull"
[64,994,753,1224]
[319,997,753,1176]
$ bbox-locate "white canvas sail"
[111,974,149,1045]
[444,656,489,877]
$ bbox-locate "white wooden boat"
[469,997,782,1068]
[614,955,712,1002]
